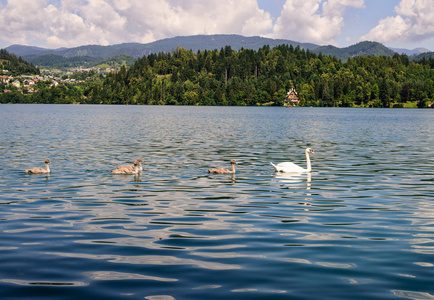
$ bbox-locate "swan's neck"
[231,163,236,174]
[305,151,311,172]
[45,163,50,173]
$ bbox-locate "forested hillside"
[6,35,320,60]
[314,41,396,61]
[86,44,434,108]
[27,54,135,69]
[7,35,422,68]
[0,49,40,76]
[412,52,434,61]
[28,54,102,69]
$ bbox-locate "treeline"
[0,84,85,104]
[86,45,434,107]
[25,54,135,69]
[27,54,102,69]
[0,49,40,76]
[2,45,434,107]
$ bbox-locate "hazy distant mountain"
[27,53,136,69]
[313,41,396,61]
[6,35,319,60]
[390,47,431,56]
[411,52,434,61]
[4,35,422,67]
[5,44,60,57]
[144,34,319,53]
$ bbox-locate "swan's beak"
[310,149,315,153]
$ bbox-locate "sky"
[0,0,433,51]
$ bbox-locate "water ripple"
[0,105,433,300]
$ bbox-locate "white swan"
[111,160,140,174]
[270,148,314,173]
[24,158,51,174]
[208,159,237,174]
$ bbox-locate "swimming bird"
[24,158,51,174]
[111,160,140,174]
[270,148,314,173]
[116,157,143,173]
[208,159,237,174]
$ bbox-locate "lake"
[0,104,433,300]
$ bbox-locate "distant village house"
[12,80,21,88]
[0,75,8,84]
[23,79,35,86]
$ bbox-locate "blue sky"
[0,0,433,51]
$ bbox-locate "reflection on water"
[274,172,311,186]
[0,105,433,300]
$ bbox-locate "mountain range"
[4,34,433,68]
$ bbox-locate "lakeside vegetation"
[1,45,434,107]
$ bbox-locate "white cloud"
[0,0,273,48]
[112,0,273,43]
[271,0,364,45]
[0,0,48,45]
[362,0,434,45]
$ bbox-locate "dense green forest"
[1,45,434,107]
[87,45,434,107]
[27,54,102,69]
[0,49,40,75]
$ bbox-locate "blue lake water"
[0,104,433,300]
